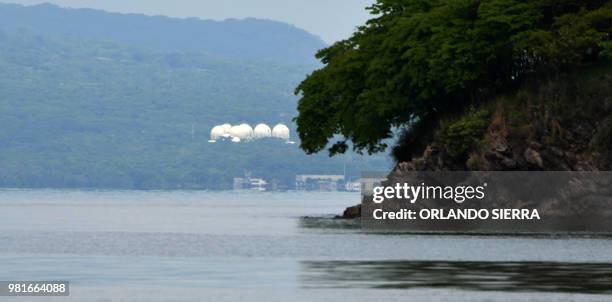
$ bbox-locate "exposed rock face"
[338,204,361,219]
[338,73,612,219]
[524,148,544,169]
[395,75,612,174]
[394,136,598,176]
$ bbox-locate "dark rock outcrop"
[339,72,612,219]
[337,204,361,219]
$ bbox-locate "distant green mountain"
[0,3,326,64]
[0,28,389,189]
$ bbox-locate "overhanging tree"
[295,0,612,158]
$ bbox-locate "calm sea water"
[0,189,611,301]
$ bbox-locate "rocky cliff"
[398,69,611,173]
[341,64,612,219]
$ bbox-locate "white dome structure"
[228,124,253,140]
[210,125,225,140]
[220,123,232,137]
[272,124,290,140]
[229,126,245,139]
[253,124,272,139]
[239,124,254,139]
[211,122,291,143]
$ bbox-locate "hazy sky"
[1,0,376,43]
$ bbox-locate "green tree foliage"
[440,108,491,159]
[295,0,612,158]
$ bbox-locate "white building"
[295,175,345,191]
[272,124,290,140]
[210,125,225,141]
[253,124,272,139]
[228,124,253,140]
[209,122,291,143]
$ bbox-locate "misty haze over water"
[1,190,611,301]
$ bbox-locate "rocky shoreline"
[336,204,361,219]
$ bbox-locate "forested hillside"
[0,3,326,63]
[0,8,389,189]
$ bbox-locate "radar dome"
[220,124,232,137]
[272,124,290,140]
[229,124,253,139]
[229,126,244,138]
[210,125,225,140]
[253,124,272,139]
[239,124,254,139]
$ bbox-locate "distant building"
[233,177,247,191]
[345,181,362,192]
[272,124,290,140]
[249,178,268,191]
[295,175,345,191]
[209,122,293,143]
[360,176,387,195]
[343,177,387,193]
[234,173,268,191]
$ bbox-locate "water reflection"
[301,260,612,294]
[299,216,360,230]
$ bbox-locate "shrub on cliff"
[295,0,612,158]
[440,109,491,159]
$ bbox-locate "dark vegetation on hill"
[0,3,326,64]
[0,5,389,190]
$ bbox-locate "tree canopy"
[295,0,612,157]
